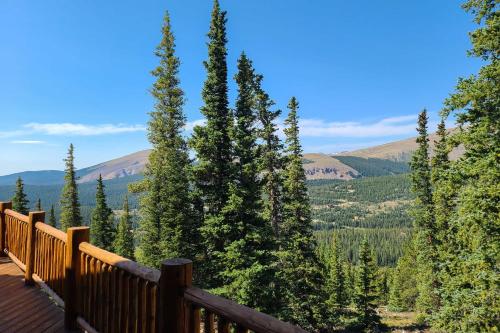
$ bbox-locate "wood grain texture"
[0,256,64,333]
[185,287,309,333]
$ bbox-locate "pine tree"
[90,175,114,251]
[214,54,276,312]
[277,97,329,332]
[190,0,233,287]
[409,109,439,318]
[35,198,42,211]
[114,195,134,260]
[255,75,283,238]
[12,177,29,215]
[388,241,418,312]
[48,205,56,228]
[60,144,82,231]
[134,11,197,268]
[434,1,499,330]
[354,239,380,330]
[327,233,347,311]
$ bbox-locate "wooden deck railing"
[0,201,308,333]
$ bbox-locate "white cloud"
[297,115,418,138]
[1,114,423,141]
[24,123,146,136]
[184,119,206,131]
[10,140,46,144]
[378,114,417,124]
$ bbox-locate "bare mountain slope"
[303,153,359,180]
[337,130,463,162]
[77,150,150,183]
[79,151,359,182]
[1,129,463,185]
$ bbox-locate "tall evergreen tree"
[434,1,499,330]
[190,0,233,287]
[35,198,42,211]
[389,241,418,311]
[114,195,134,260]
[327,233,347,311]
[48,205,56,228]
[60,144,82,231]
[277,97,329,332]
[255,75,283,238]
[90,175,115,251]
[215,54,276,312]
[409,109,438,317]
[134,11,197,268]
[354,239,380,331]
[12,177,29,215]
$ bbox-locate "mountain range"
[0,130,461,186]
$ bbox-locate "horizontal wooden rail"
[79,242,160,282]
[4,209,29,223]
[184,287,308,333]
[35,221,67,242]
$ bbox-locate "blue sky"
[0,0,480,175]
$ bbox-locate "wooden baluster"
[25,211,45,285]
[158,258,193,333]
[189,305,201,333]
[149,283,157,333]
[204,311,215,333]
[129,276,138,333]
[217,316,230,333]
[136,278,144,333]
[0,202,12,254]
[119,270,128,332]
[64,226,90,330]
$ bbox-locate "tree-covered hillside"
[0,172,413,267]
[333,156,410,177]
[309,174,413,266]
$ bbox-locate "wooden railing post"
[0,201,12,255]
[159,258,193,333]
[25,210,45,284]
[65,226,89,330]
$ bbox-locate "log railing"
[0,202,308,333]
[33,221,67,304]
[77,242,159,333]
[3,207,29,267]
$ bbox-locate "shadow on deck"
[0,256,65,333]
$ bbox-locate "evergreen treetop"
[255,75,283,238]
[410,109,439,317]
[135,10,197,268]
[327,233,347,311]
[35,198,42,211]
[215,53,276,313]
[12,177,29,215]
[49,205,56,228]
[354,239,380,331]
[59,144,82,231]
[114,195,135,260]
[277,97,330,332]
[190,0,233,287]
[90,174,115,251]
[190,0,233,215]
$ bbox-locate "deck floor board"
[0,256,65,333]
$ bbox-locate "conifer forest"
[2,0,499,332]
